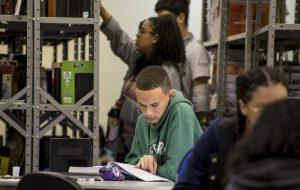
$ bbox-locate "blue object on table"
[99,166,125,181]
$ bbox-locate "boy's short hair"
[155,0,190,26]
[136,66,171,94]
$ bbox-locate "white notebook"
[107,162,170,182]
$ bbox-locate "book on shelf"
[68,0,81,17]
[69,162,170,182]
[41,69,52,103]
[0,57,26,97]
[47,0,55,17]
[14,0,26,15]
[81,0,90,18]
[0,64,14,100]
[52,62,61,102]
[55,0,68,17]
[1,0,14,15]
[40,0,46,16]
[1,74,12,99]
[54,0,85,17]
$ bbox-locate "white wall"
[99,0,202,133]
[189,0,203,40]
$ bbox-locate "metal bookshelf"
[32,0,100,172]
[0,0,101,173]
[202,0,300,116]
[202,0,253,116]
[0,0,33,174]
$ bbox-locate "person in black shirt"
[173,67,288,190]
[226,98,300,189]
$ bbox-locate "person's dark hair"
[133,15,186,76]
[155,0,190,26]
[136,66,171,94]
[227,98,300,175]
[236,67,287,133]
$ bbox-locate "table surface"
[0,178,174,190]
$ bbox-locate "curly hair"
[133,15,186,77]
[155,0,190,26]
[227,98,300,175]
[235,67,287,134]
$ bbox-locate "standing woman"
[100,4,186,162]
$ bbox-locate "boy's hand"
[135,155,157,174]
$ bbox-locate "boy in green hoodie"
[125,66,202,181]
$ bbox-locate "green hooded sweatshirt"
[125,90,202,181]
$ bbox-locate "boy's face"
[135,87,173,124]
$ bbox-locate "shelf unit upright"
[202,0,300,116]
[254,0,300,98]
[32,0,101,172]
[254,0,300,67]
[215,0,229,117]
[202,0,253,116]
[249,0,300,97]
[0,1,34,173]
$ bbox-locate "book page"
[108,162,170,182]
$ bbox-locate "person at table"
[125,66,202,181]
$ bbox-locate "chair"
[176,149,193,182]
[16,171,83,190]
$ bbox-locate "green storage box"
[61,61,94,105]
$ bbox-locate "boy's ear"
[167,90,174,99]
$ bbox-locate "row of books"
[31,60,94,105]
[0,0,90,17]
[47,0,90,18]
[0,57,94,106]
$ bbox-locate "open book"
[69,162,170,182]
